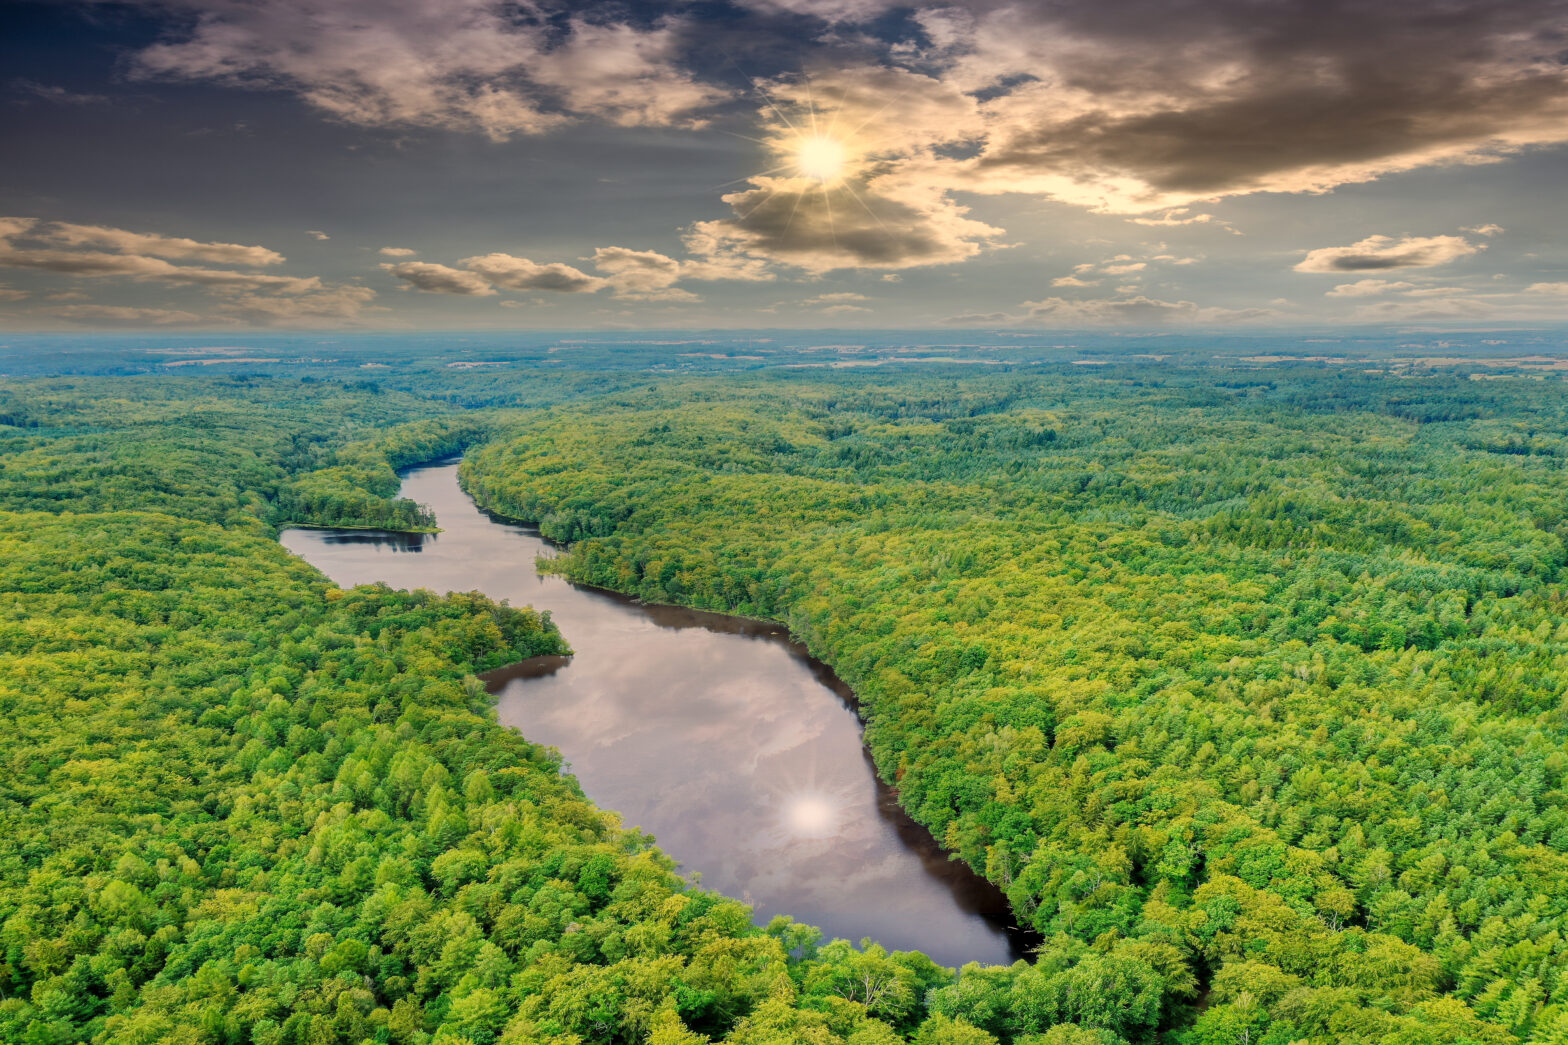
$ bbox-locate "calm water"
[281,460,1030,966]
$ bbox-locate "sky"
[1,0,1567,331]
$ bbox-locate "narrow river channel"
[281,459,1030,967]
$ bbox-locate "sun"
[795,135,848,184]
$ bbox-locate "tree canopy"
[7,353,1568,1044]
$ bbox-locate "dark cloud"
[746,0,1568,214]
[945,0,1568,209]
[688,176,1000,273]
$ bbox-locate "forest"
[5,344,1568,1044]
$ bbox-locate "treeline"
[0,374,485,533]
[270,417,493,531]
[462,366,1568,1044]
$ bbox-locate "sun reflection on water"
[781,791,843,838]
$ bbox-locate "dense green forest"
[6,346,1568,1044]
[462,366,1568,1045]
[0,372,982,1045]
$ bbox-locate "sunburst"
[719,75,900,246]
[781,790,843,837]
[794,135,848,184]
[757,762,860,842]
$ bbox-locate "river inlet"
[281,459,1030,967]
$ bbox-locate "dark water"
[281,460,1031,966]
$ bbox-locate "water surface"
[281,460,1029,966]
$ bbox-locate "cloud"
[379,242,766,303]
[461,253,606,293]
[40,222,285,265]
[940,311,1014,324]
[1296,234,1484,274]
[0,217,378,326]
[710,0,1568,232]
[307,230,329,240]
[1464,224,1506,237]
[1024,294,1276,325]
[40,287,379,329]
[680,65,1002,273]
[1404,286,1470,297]
[1128,208,1231,229]
[130,0,722,141]
[0,244,319,292]
[0,286,28,302]
[1526,282,1568,295]
[220,285,379,324]
[590,246,685,299]
[1326,279,1417,298]
[46,305,208,326]
[937,1,1568,213]
[12,80,109,106]
[688,174,1002,274]
[674,236,776,283]
[1349,296,1497,322]
[0,217,384,325]
[737,0,895,19]
[801,292,873,312]
[635,287,702,303]
[1052,250,1192,288]
[523,21,723,130]
[379,247,417,257]
[381,261,496,295]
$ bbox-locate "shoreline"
[443,458,1043,958]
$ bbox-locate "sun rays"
[759,765,860,843]
[721,75,901,245]
[688,71,1001,274]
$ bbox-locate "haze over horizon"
[3,0,1567,332]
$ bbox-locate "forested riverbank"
[287,460,1036,968]
[5,349,1568,1044]
[0,372,1001,1045]
[460,367,1568,1045]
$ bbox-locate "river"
[280,459,1030,967]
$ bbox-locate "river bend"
[281,460,1028,966]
